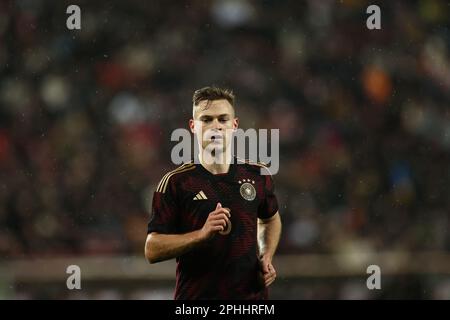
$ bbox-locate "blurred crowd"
[0,0,449,264]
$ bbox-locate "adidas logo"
[193,191,208,200]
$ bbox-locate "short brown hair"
[192,86,235,107]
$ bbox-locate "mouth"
[210,135,224,142]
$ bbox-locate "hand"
[198,203,231,241]
[259,254,277,287]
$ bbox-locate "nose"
[213,118,223,131]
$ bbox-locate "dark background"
[0,0,449,299]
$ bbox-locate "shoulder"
[236,157,273,177]
[155,162,196,194]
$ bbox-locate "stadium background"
[0,0,449,299]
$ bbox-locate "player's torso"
[175,163,265,260]
[170,162,269,299]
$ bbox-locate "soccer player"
[145,87,282,299]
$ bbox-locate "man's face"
[190,99,238,155]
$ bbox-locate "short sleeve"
[147,180,179,234]
[257,173,279,220]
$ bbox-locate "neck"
[198,150,232,174]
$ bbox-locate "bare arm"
[145,231,203,264]
[257,211,282,286]
[145,203,231,264]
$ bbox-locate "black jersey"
[148,159,279,299]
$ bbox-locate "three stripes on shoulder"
[156,163,196,193]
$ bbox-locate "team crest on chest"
[238,179,256,201]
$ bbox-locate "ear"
[233,117,239,131]
[189,119,195,134]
